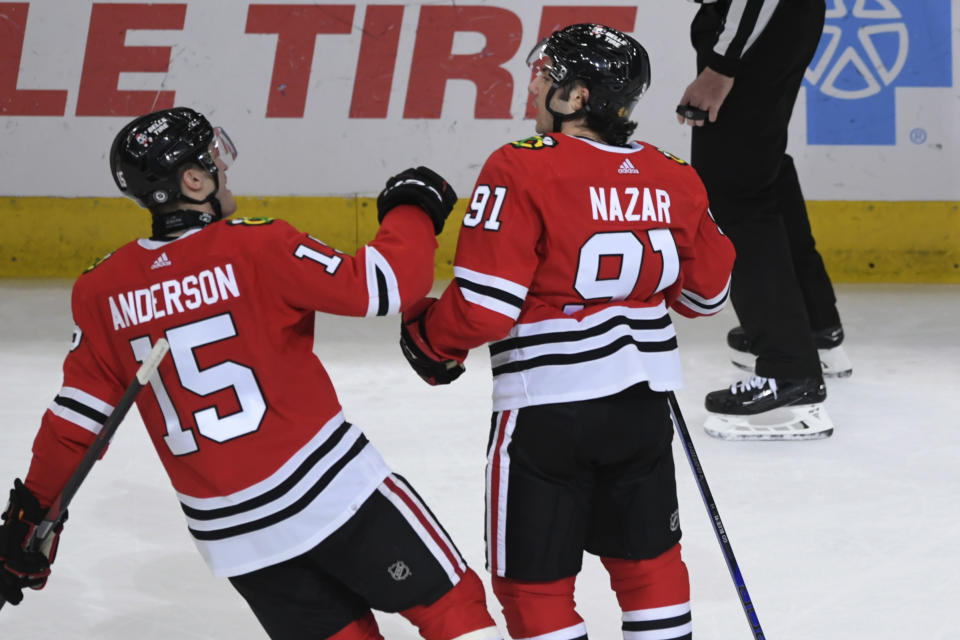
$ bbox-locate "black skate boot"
[705,376,826,415]
[727,326,852,378]
[703,376,833,440]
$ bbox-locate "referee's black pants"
[691,0,840,380]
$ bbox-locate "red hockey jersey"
[423,134,735,410]
[24,207,436,576]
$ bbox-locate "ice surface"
[1,281,958,639]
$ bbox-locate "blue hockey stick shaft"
[667,391,766,639]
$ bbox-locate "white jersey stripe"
[57,386,114,416]
[623,621,692,640]
[195,443,389,577]
[453,266,529,300]
[461,287,523,320]
[382,474,466,574]
[743,0,780,54]
[679,277,730,307]
[623,601,692,640]
[713,0,780,58]
[489,318,677,367]
[623,602,691,622]
[378,476,463,583]
[47,402,104,435]
[486,410,517,577]
[677,276,730,315]
[178,412,350,510]
[519,622,589,640]
[363,245,401,317]
[485,304,682,410]
[170,413,392,577]
[449,628,502,640]
[184,425,366,532]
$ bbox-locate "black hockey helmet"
[109,107,236,214]
[527,24,650,140]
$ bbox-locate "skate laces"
[730,376,777,396]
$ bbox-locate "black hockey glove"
[377,166,458,235]
[400,298,465,386]
[0,479,65,605]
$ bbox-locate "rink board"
[0,197,957,282]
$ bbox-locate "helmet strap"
[151,172,223,240]
[545,83,586,135]
[151,208,220,240]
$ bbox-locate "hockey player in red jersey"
[399,24,735,640]
[0,107,502,640]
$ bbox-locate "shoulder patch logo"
[227,217,275,226]
[509,135,558,150]
[84,250,115,273]
[654,145,689,166]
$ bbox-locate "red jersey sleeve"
[262,206,438,317]
[423,147,542,360]
[668,183,735,318]
[24,280,128,506]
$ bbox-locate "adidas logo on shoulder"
[151,252,172,270]
[618,158,640,174]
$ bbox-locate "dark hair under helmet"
[527,23,651,138]
[109,107,219,212]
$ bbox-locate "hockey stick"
[667,391,766,639]
[0,338,169,611]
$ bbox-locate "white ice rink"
[1,280,958,639]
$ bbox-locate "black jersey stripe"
[491,334,678,376]
[681,287,729,311]
[723,0,769,60]
[375,266,389,316]
[489,313,672,356]
[456,277,525,310]
[53,395,109,425]
[180,421,353,521]
[623,611,692,631]
[390,473,466,563]
[188,435,370,541]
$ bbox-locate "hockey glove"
[377,166,458,235]
[0,479,65,605]
[400,298,465,386]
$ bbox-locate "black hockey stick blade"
[0,338,169,611]
[667,391,766,639]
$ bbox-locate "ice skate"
[727,325,853,378]
[703,375,833,441]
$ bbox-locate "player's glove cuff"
[377,166,458,235]
[400,299,465,386]
[0,479,65,604]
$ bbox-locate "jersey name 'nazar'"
[108,263,240,330]
[589,186,672,224]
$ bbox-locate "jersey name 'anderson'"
[108,263,239,330]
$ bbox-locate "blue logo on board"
[803,0,952,145]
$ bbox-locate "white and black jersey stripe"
[48,386,113,435]
[486,409,517,577]
[454,266,528,320]
[622,602,693,640]
[378,474,467,584]
[676,276,731,316]
[519,622,588,640]
[713,0,781,60]
[364,246,402,316]
[487,304,683,410]
[178,412,390,577]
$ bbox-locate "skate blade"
[728,347,853,379]
[704,403,834,441]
